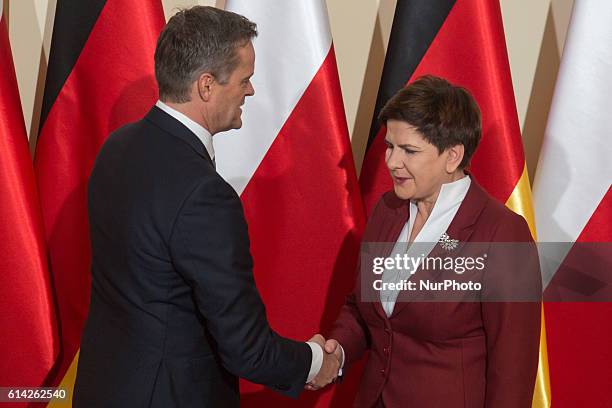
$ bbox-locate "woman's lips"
[392,176,412,185]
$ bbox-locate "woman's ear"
[446,144,465,173]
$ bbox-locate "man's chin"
[232,117,243,130]
[219,119,243,133]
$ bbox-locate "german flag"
[34,0,164,402]
[359,1,550,406]
[0,0,57,392]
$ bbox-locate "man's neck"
[162,100,213,135]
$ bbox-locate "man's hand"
[309,334,325,349]
[305,335,342,390]
[324,338,341,357]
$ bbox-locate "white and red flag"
[0,0,57,395]
[533,0,612,405]
[219,1,366,406]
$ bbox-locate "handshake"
[305,334,343,391]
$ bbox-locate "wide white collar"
[407,175,471,243]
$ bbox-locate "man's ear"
[197,72,215,102]
[445,144,465,173]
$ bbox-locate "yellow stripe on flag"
[506,165,537,238]
[505,165,551,408]
[47,351,79,407]
[532,307,551,408]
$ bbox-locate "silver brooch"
[438,232,459,251]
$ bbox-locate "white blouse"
[380,175,471,316]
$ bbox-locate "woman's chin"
[393,185,414,200]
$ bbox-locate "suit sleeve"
[169,176,311,398]
[481,213,542,407]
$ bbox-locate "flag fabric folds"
[33,0,165,399]
[533,0,612,405]
[0,0,57,394]
[220,1,366,406]
[359,1,550,406]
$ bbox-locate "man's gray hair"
[154,6,257,103]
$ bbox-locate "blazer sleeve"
[327,264,371,367]
[169,175,311,398]
[327,196,390,367]
[481,213,542,407]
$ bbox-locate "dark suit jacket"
[329,178,542,408]
[73,106,311,408]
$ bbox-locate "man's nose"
[246,80,255,96]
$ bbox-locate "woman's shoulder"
[477,188,533,242]
[362,191,409,238]
[368,190,409,217]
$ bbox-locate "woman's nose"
[386,147,403,169]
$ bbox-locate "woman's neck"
[415,170,465,222]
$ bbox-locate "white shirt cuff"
[338,344,345,376]
[306,342,323,383]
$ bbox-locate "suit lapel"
[144,106,214,167]
[366,193,410,320]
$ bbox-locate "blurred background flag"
[533,0,612,405]
[33,0,165,401]
[0,0,57,398]
[219,1,366,406]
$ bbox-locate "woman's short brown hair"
[379,75,482,169]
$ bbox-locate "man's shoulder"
[186,173,241,206]
[100,115,207,164]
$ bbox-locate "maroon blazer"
[329,178,541,408]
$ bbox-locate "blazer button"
[380,369,385,376]
[383,346,389,355]
[384,327,391,333]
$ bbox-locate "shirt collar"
[155,100,214,161]
[433,174,471,210]
[406,174,471,243]
[410,174,471,219]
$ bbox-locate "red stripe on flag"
[575,187,611,243]
[0,16,57,390]
[361,0,524,212]
[545,188,612,406]
[34,0,164,385]
[360,126,388,217]
[238,46,366,407]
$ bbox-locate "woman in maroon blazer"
[325,76,541,407]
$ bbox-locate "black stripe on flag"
[40,0,107,129]
[367,0,456,149]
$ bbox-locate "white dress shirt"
[155,100,324,381]
[380,175,471,316]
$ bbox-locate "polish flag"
[219,1,365,406]
[533,0,612,405]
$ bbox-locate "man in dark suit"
[73,6,339,407]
